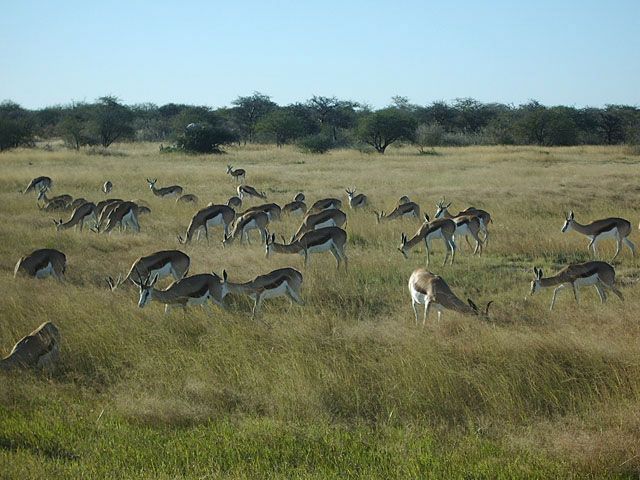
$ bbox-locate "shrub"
[175,123,239,154]
[298,134,334,154]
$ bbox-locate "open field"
[1,143,640,478]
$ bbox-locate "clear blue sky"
[1,0,638,109]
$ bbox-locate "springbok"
[178,204,235,244]
[294,192,305,202]
[226,165,246,183]
[375,202,421,223]
[54,202,97,231]
[0,322,60,371]
[223,210,270,246]
[265,226,348,270]
[226,196,242,209]
[177,194,199,204]
[14,249,66,280]
[147,178,183,198]
[398,215,457,266]
[530,263,624,311]
[408,268,492,324]
[102,180,113,194]
[434,199,484,254]
[98,201,141,233]
[23,176,52,195]
[70,198,89,210]
[398,195,411,205]
[37,188,72,210]
[345,188,368,209]
[459,206,492,245]
[241,203,282,221]
[310,197,342,212]
[220,268,304,319]
[237,185,267,200]
[291,208,347,242]
[282,200,307,216]
[561,211,635,261]
[96,199,123,228]
[133,271,225,314]
[107,250,190,291]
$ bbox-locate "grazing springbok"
[226,196,242,210]
[237,185,267,200]
[226,165,246,183]
[14,249,66,280]
[96,199,123,228]
[147,178,183,198]
[102,180,113,194]
[398,215,457,266]
[133,271,225,314]
[54,202,97,231]
[107,250,190,290]
[266,226,349,270]
[375,202,421,223]
[98,201,141,233]
[291,208,347,242]
[345,188,368,209]
[222,210,270,246]
[310,197,342,212]
[23,176,52,195]
[282,200,307,216]
[0,322,60,371]
[561,211,635,261]
[220,268,304,319]
[434,199,484,254]
[177,194,199,204]
[178,204,236,244]
[409,268,492,324]
[241,203,282,221]
[37,188,72,210]
[294,192,305,202]
[530,263,624,311]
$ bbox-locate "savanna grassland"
[1,143,640,479]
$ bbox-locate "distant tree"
[33,106,64,138]
[230,92,277,143]
[599,107,627,144]
[414,122,444,153]
[307,96,359,141]
[88,96,134,148]
[256,108,306,146]
[356,108,417,153]
[515,103,577,146]
[416,101,457,131]
[58,103,91,150]
[0,101,33,151]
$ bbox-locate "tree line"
[1,93,638,154]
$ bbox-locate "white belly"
[186,292,211,306]
[259,281,289,299]
[574,274,599,288]
[149,263,173,280]
[205,214,223,228]
[314,219,336,229]
[455,224,471,236]
[35,262,54,279]
[594,227,618,242]
[306,240,333,254]
[122,210,136,226]
[426,230,444,241]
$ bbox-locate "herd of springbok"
[13,167,636,325]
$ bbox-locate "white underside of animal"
[34,262,56,279]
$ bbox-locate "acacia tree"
[356,108,417,153]
[307,96,358,141]
[230,92,277,143]
[0,101,33,151]
[88,96,134,148]
[256,108,305,146]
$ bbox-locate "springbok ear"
[569,210,574,219]
[468,299,478,312]
[424,213,430,222]
[223,270,228,282]
[537,268,543,279]
[446,203,451,208]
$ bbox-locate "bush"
[298,134,334,154]
[414,123,444,153]
[0,101,33,151]
[175,123,239,154]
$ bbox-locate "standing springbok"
[23,176,52,195]
[178,204,235,244]
[107,250,190,290]
[237,185,267,200]
[102,180,113,194]
[133,271,225,314]
[147,178,183,198]
[291,208,347,242]
[434,199,484,254]
[37,188,72,210]
[398,215,457,266]
[282,200,307,216]
[310,197,342,212]
[345,188,368,209]
[222,210,270,246]
[561,211,635,261]
[226,165,246,183]
[54,202,97,231]
[98,201,141,233]
[375,202,421,223]
[408,268,492,324]
[265,226,349,270]
[220,268,304,319]
[459,206,492,245]
[530,263,624,311]
[241,203,282,221]
[14,249,66,280]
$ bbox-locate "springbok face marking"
[530,267,543,295]
[561,211,574,233]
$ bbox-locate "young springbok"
[530,262,624,311]
[561,211,635,261]
[107,250,190,291]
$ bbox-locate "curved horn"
[484,301,494,316]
